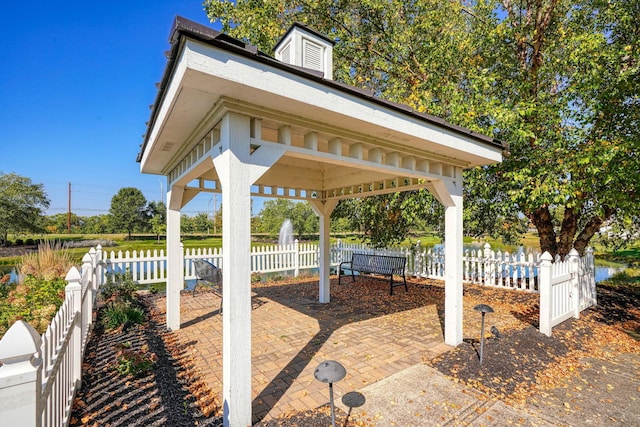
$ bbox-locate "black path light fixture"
[314,360,347,427]
[342,391,366,426]
[473,303,494,365]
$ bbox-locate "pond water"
[594,264,626,283]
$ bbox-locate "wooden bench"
[192,259,223,313]
[338,253,408,295]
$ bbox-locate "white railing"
[0,247,103,427]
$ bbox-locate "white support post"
[211,111,282,426]
[65,267,82,389]
[311,200,338,303]
[214,112,254,427]
[0,320,43,427]
[430,176,464,346]
[444,192,463,346]
[166,188,183,331]
[539,252,553,337]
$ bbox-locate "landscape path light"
[342,391,366,426]
[473,303,494,365]
[314,360,346,427]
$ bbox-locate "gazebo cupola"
[274,22,335,80]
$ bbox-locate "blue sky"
[0,1,251,217]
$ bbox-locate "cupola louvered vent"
[281,42,291,65]
[302,40,322,71]
[274,23,335,80]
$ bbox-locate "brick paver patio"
[149,276,533,423]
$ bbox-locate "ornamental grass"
[18,239,75,281]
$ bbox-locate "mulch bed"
[70,296,222,426]
[70,278,640,426]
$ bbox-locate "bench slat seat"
[338,253,408,295]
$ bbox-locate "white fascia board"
[183,39,502,166]
[139,51,189,173]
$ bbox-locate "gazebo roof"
[138,16,503,204]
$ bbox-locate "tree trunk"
[574,206,615,255]
[529,206,558,257]
[557,206,579,259]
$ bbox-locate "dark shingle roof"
[138,16,504,162]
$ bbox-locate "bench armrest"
[339,261,353,268]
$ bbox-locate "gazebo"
[138,17,503,426]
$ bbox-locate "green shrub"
[114,342,157,377]
[0,276,66,337]
[100,270,138,304]
[101,301,145,330]
[15,238,24,246]
[25,238,35,245]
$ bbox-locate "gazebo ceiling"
[138,17,504,204]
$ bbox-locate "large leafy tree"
[0,172,50,245]
[333,190,442,246]
[81,214,113,234]
[205,0,639,256]
[148,200,167,241]
[109,187,148,239]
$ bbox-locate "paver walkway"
[170,277,451,423]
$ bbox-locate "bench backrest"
[351,253,406,274]
[193,259,222,284]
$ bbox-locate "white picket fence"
[0,249,101,427]
[334,241,542,291]
[0,240,596,426]
[539,248,597,336]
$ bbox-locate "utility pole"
[67,182,71,234]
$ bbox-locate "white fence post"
[65,267,83,390]
[483,243,493,285]
[81,254,94,350]
[568,248,581,319]
[414,240,423,277]
[586,247,597,306]
[539,251,553,337]
[294,240,300,277]
[95,244,104,289]
[0,320,43,427]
